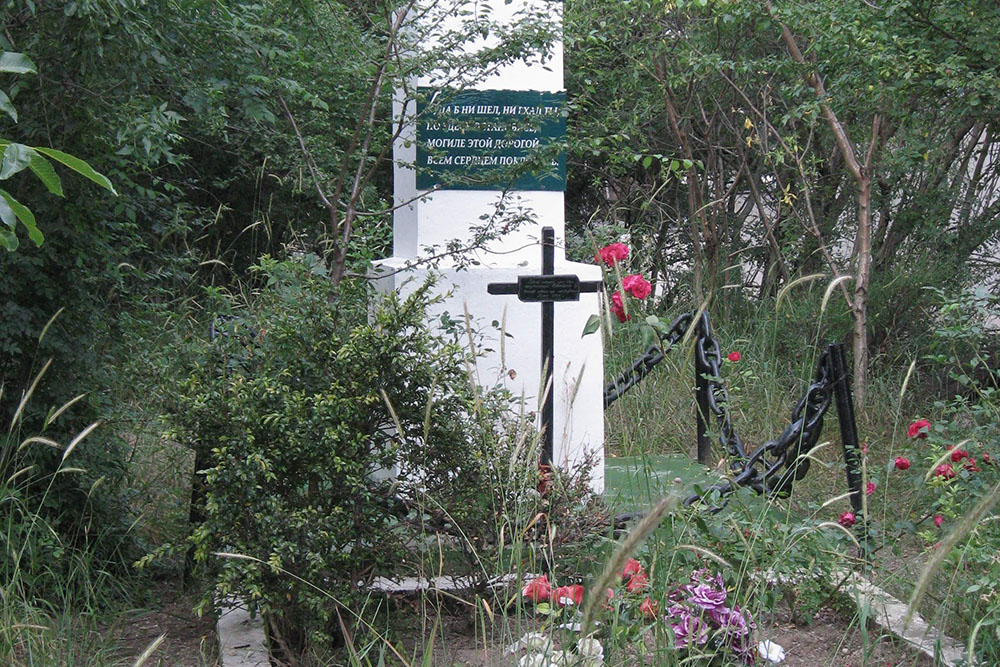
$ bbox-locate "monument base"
[373,256,605,493]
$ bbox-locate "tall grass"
[0,363,172,666]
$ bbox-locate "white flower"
[506,632,551,655]
[758,640,786,663]
[518,654,557,667]
[575,638,604,660]
[549,650,573,666]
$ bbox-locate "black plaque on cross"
[487,227,603,466]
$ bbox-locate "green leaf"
[0,90,17,122]
[0,142,31,179]
[0,191,15,229]
[0,226,17,251]
[0,52,36,75]
[582,314,601,337]
[32,146,117,195]
[0,188,42,246]
[28,149,63,196]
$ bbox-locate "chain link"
[601,308,835,513]
[683,349,833,511]
[603,313,693,408]
[695,312,748,465]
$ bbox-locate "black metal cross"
[487,226,602,466]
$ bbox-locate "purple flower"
[686,583,727,610]
[671,612,710,648]
[711,605,755,637]
[690,569,725,588]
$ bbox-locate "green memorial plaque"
[416,88,565,191]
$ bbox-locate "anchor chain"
[694,312,749,465]
[603,313,693,408]
[602,308,837,515]
[683,349,833,511]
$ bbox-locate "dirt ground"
[104,585,934,667]
[105,580,218,667]
[407,604,934,666]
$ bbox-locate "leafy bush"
[158,255,540,656]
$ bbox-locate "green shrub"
[159,255,540,656]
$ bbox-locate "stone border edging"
[841,571,974,666]
[217,598,270,667]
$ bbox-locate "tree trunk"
[853,177,872,406]
[771,4,877,405]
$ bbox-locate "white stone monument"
[375,0,604,491]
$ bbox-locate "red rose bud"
[626,571,649,593]
[640,597,658,619]
[727,351,741,362]
[935,463,956,479]
[610,291,629,323]
[894,456,911,470]
[551,583,585,608]
[622,558,644,580]
[521,575,551,603]
[907,419,931,439]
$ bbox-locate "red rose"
[865,482,876,496]
[907,419,931,439]
[521,575,551,603]
[552,583,584,607]
[626,571,649,593]
[639,597,658,619]
[839,511,856,528]
[597,243,629,266]
[933,514,944,528]
[965,457,980,472]
[894,456,911,471]
[983,452,993,465]
[950,449,969,462]
[935,463,956,479]
[622,274,652,300]
[610,291,629,323]
[727,351,741,362]
[622,558,644,580]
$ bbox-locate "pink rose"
[839,511,856,528]
[865,482,876,496]
[597,243,629,266]
[933,514,944,528]
[622,274,652,300]
[610,291,629,323]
